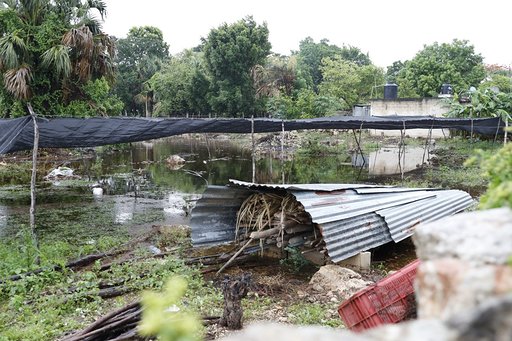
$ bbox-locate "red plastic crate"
[338,259,420,331]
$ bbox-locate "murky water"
[0,136,429,245]
[353,146,431,176]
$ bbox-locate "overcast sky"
[102,0,512,68]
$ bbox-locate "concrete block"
[339,252,371,270]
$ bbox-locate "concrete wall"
[369,98,450,138]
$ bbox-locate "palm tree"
[0,0,115,103]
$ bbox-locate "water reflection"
[96,137,366,190]
[353,146,430,176]
[0,205,6,232]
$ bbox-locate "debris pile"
[235,192,323,252]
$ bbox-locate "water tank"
[440,83,453,95]
[383,83,398,100]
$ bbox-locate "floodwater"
[0,136,429,251]
[353,146,431,176]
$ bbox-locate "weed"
[288,302,343,327]
[280,247,311,273]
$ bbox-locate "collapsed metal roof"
[190,180,475,262]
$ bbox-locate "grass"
[288,302,343,327]
[0,241,220,340]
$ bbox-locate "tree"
[113,26,169,115]
[319,56,385,108]
[385,60,405,83]
[149,50,210,116]
[252,54,297,99]
[396,39,485,97]
[295,37,371,92]
[480,74,512,94]
[0,0,119,117]
[202,16,271,117]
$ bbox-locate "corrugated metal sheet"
[319,212,392,263]
[229,179,388,191]
[190,185,254,247]
[190,181,474,262]
[377,190,475,242]
[290,190,436,224]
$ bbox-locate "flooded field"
[0,133,493,263]
[0,135,436,239]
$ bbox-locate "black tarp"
[0,115,504,154]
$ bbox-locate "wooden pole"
[505,116,509,146]
[217,238,253,275]
[27,103,40,265]
[281,120,285,184]
[251,116,255,183]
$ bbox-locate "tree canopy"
[0,0,122,117]
[150,50,211,116]
[396,39,485,97]
[319,56,384,109]
[113,26,169,115]
[295,37,371,91]
[202,16,271,117]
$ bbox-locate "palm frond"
[0,33,28,70]
[41,44,71,78]
[4,64,32,99]
[79,13,103,35]
[0,0,18,10]
[86,0,107,20]
[62,26,94,59]
[19,0,48,25]
[75,58,91,81]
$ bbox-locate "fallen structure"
[190,180,474,263]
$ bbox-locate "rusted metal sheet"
[190,181,474,262]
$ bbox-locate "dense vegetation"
[1,2,509,119]
[0,0,123,117]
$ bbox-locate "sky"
[102,0,512,68]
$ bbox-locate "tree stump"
[219,273,251,329]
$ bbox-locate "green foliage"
[295,37,371,92]
[473,142,512,209]
[57,78,123,117]
[203,16,271,117]
[480,74,512,94]
[446,88,512,120]
[266,89,342,119]
[139,277,202,341]
[0,162,32,184]
[280,246,311,272]
[150,50,211,116]
[319,56,385,108]
[288,302,343,327]
[0,0,117,117]
[396,39,485,97]
[114,26,170,115]
[386,60,405,84]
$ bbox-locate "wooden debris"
[64,300,220,341]
[219,273,251,330]
[216,191,324,273]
